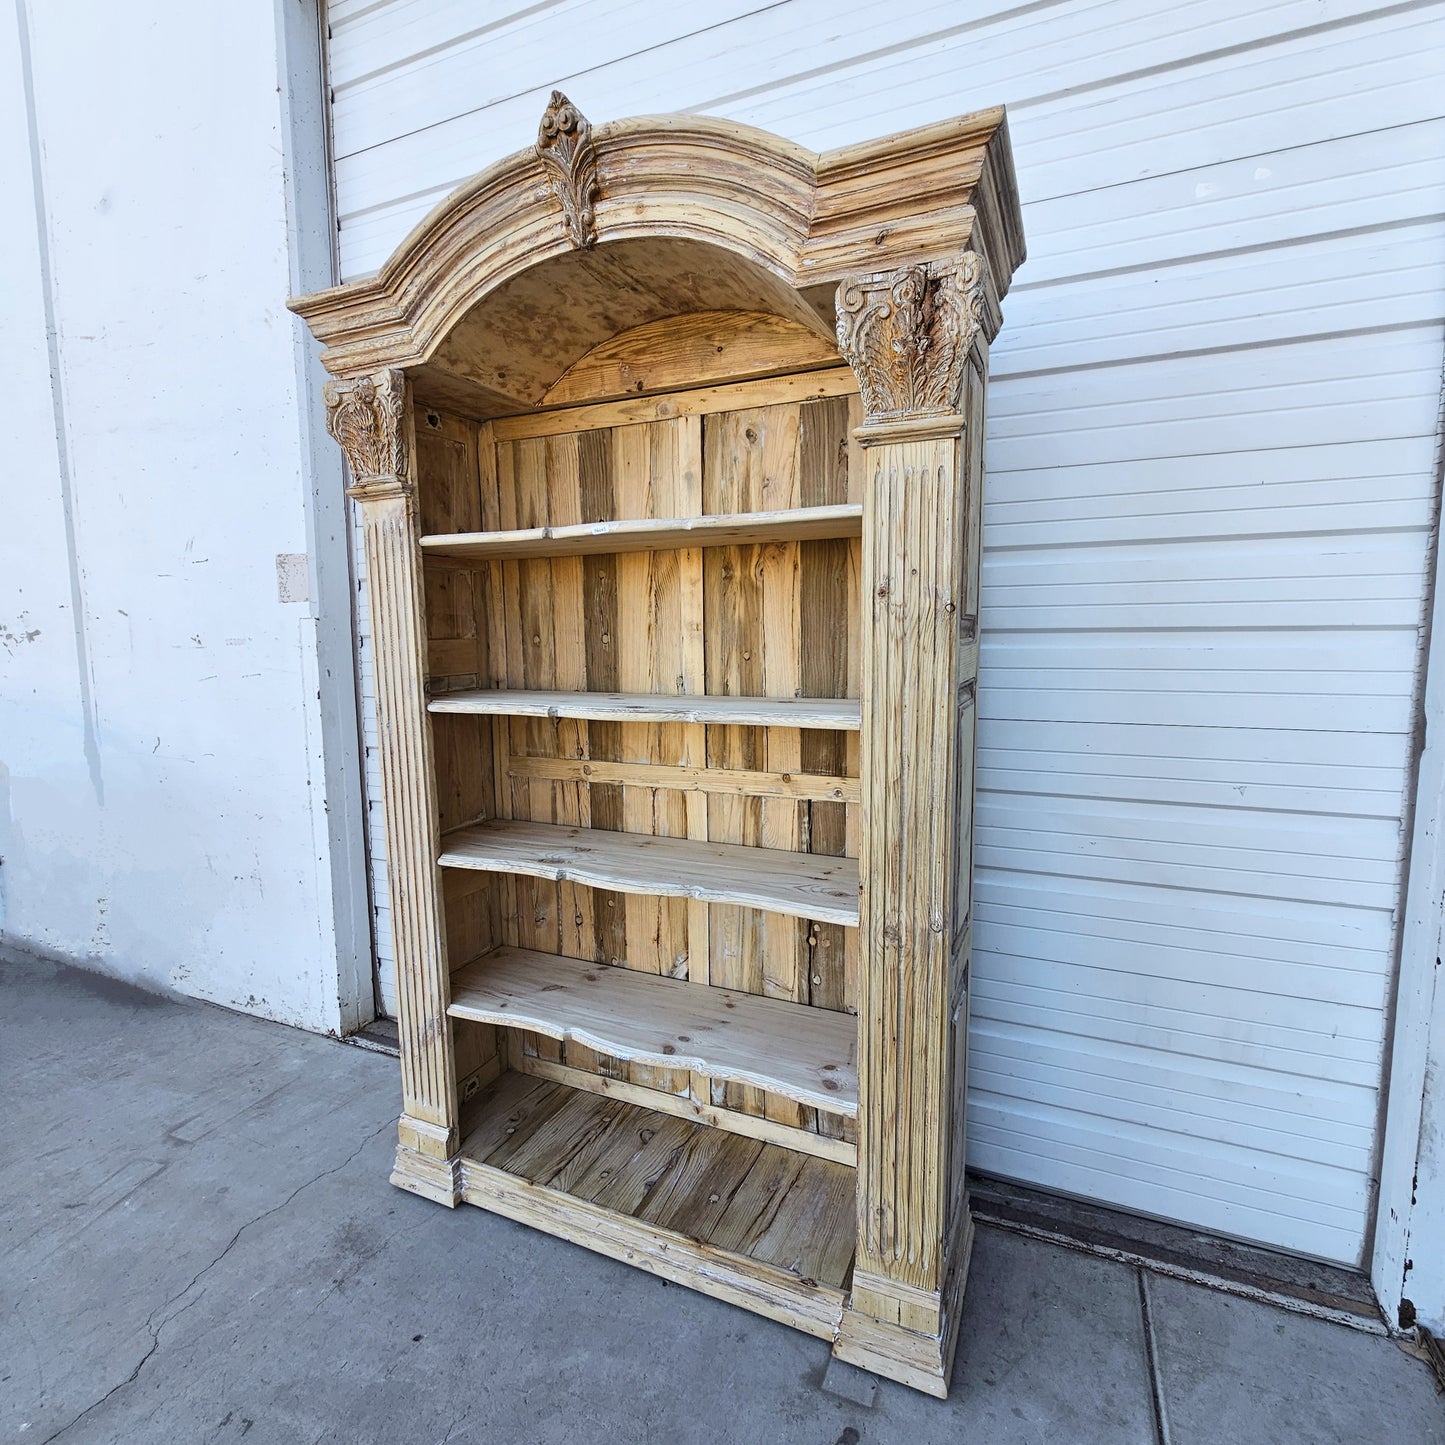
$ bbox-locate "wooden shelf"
[439,820,860,926]
[449,947,858,1115]
[427,689,861,731]
[421,503,861,561]
[457,1070,857,1334]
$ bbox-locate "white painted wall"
[324,0,1445,1270]
[1376,528,1445,1333]
[1405,979,1445,1332]
[0,1,371,1033]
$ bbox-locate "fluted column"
[324,370,461,1205]
[833,256,996,1392]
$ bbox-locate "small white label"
[276,553,309,603]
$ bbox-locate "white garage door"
[323,0,1445,1265]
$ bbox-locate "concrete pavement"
[4,950,1440,1445]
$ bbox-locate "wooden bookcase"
[291,95,1023,1398]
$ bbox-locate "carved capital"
[536,91,599,250]
[836,254,991,425]
[323,370,408,500]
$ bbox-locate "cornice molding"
[289,103,1023,383]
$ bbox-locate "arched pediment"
[290,96,1025,419]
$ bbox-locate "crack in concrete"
[38,1120,391,1444]
[13,1300,48,1403]
[440,1404,476,1445]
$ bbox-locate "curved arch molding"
[288,99,1025,413]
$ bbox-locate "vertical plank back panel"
[423,375,864,1140]
[614,420,694,1095]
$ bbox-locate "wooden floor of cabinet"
[456,1069,857,1337]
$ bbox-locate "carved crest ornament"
[835,254,989,424]
[536,90,599,250]
[324,370,408,495]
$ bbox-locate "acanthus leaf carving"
[835,254,989,424]
[323,370,408,498]
[536,90,599,250]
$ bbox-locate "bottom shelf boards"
[456,1070,857,1337]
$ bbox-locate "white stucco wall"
[0,2,370,1032]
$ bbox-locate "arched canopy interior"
[410,236,842,419]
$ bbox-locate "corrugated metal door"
[323,0,1445,1263]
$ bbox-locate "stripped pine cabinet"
[291,93,1024,1398]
